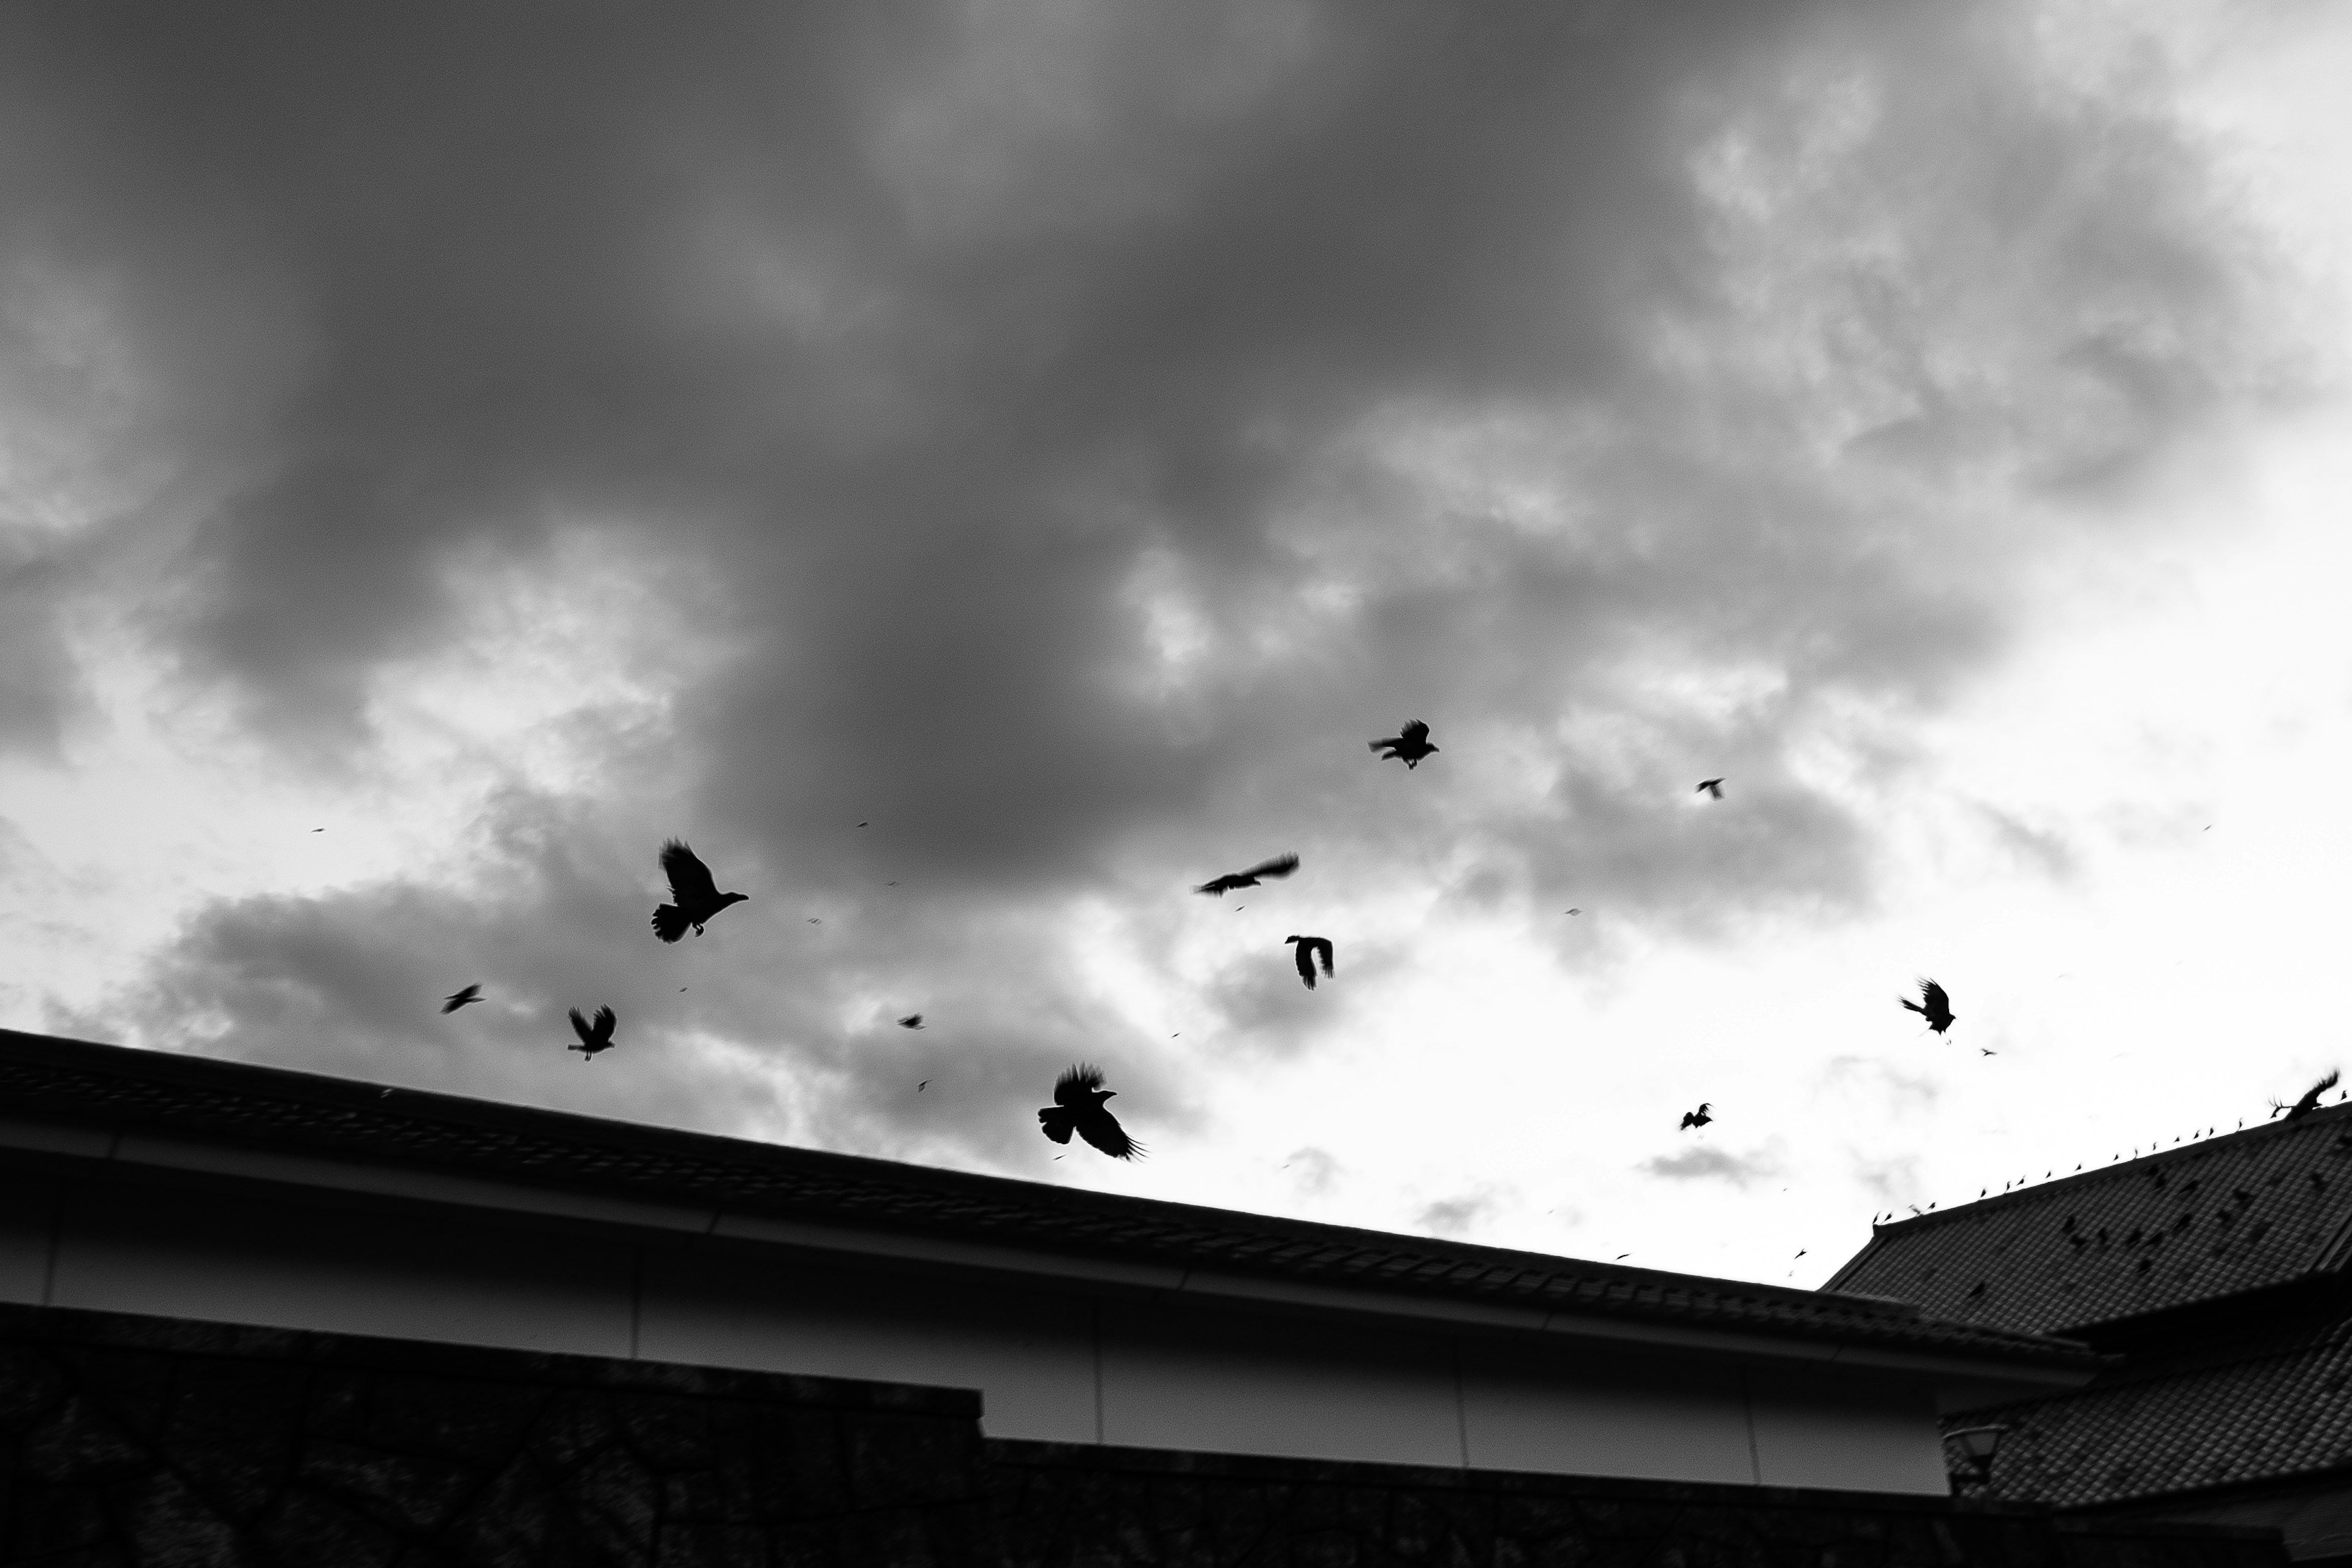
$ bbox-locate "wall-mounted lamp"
[1943,1425,2007,1494]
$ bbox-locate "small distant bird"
[567,1006,617,1061]
[1679,1102,1713,1131]
[1194,853,1299,896]
[1901,978,1955,1035]
[652,840,748,942]
[311,827,324,832]
[857,821,869,827]
[1795,1250,1806,1258]
[1285,935,1335,990]
[440,984,484,1014]
[1369,719,1438,769]
[1615,1253,1630,1261]
[1696,778,1725,799]
[1038,1065,1142,1159]
[918,1080,927,1092]
[897,1014,925,1030]
[1980,1048,1996,1057]
[2273,1069,2340,1121]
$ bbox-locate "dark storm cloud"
[6,2,2296,1152]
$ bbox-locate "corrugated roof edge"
[0,1028,2092,1369]
[1820,1101,2352,1297]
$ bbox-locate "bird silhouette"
[652,841,748,942]
[1285,935,1335,990]
[2273,1069,2341,1121]
[1194,853,1299,896]
[1696,778,1725,799]
[897,1014,925,1030]
[1037,1065,1142,1159]
[1901,978,1956,1035]
[1369,720,1438,769]
[567,1006,617,1061]
[440,984,484,1014]
[1679,1102,1713,1130]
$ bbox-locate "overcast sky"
[4,0,2350,1286]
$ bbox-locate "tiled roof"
[1825,1103,2352,1335]
[1963,1303,2352,1508]
[0,1028,2090,1370]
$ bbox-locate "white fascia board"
[1,1116,2092,1392]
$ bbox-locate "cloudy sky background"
[4,0,2351,1285]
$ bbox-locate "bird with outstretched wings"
[1696,778,1724,799]
[897,1014,925,1030]
[2273,1068,2341,1121]
[567,1006,617,1060]
[1901,978,1955,1035]
[440,983,483,1014]
[1284,935,1335,990]
[652,840,748,942]
[1679,1102,1713,1130]
[1194,853,1299,897]
[1369,719,1438,769]
[1038,1064,1143,1159]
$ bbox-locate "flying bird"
[1285,935,1335,990]
[1194,853,1299,896]
[1901,978,1956,1035]
[897,1014,925,1030]
[1369,719,1438,769]
[1037,1065,1143,1159]
[1696,778,1725,799]
[1678,1102,1713,1131]
[651,840,748,943]
[567,1006,617,1061]
[2274,1069,2341,1121]
[440,984,484,1014]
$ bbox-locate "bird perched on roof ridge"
[1696,778,1725,799]
[440,983,483,1014]
[1194,853,1299,896]
[1038,1065,1142,1159]
[2273,1068,2341,1121]
[1901,978,1955,1035]
[652,840,748,942]
[1369,720,1438,770]
[567,1006,617,1061]
[1679,1102,1712,1130]
[1285,935,1335,990]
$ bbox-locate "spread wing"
[590,1005,616,1044]
[1076,1107,1143,1160]
[1291,940,1315,985]
[1311,937,1333,978]
[660,840,720,904]
[1400,720,1429,746]
[1054,1063,1106,1108]
[1921,980,1949,1013]
[569,1008,595,1045]
[1241,853,1299,882]
[1194,875,1241,895]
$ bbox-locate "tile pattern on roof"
[0,1029,2090,1368]
[1965,1303,2352,1508]
[1826,1104,2352,1335]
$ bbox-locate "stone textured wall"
[0,1303,992,1566]
[985,1439,2289,1568]
[0,1302,2288,1567]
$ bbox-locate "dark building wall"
[0,1303,993,1566]
[984,1439,2287,1568]
[0,1302,2287,1567]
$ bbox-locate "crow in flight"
[1038,1065,1142,1159]
[1697,778,1725,799]
[2273,1069,2341,1121]
[567,1006,617,1061]
[1369,719,1438,769]
[897,1014,925,1030]
[1285,935,1335,990]
[1901,978,1956,1035]
[440,984,483,1014]
[652,840,748,942]
[1194,853,1299,896]
[1679,1102,1713,1130]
